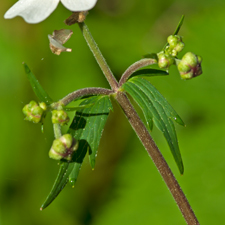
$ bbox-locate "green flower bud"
[157,52,175,69]
[39,102,47,111]
[174,42,185,53]
[178,52,202,80]
[23,101,45,123]
[167,35,182,47]
[167,35,184,56]
[49,134,78,161]
[52,110,70,125]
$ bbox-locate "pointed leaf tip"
[123,77,184,173]
[173,15,185,35]
[23,63,53,104]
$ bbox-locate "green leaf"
[63,103,94,111]
[173,15,185,35]
[123,77,184,174]
[40,95,112,209]
[143,53,158,60]
[69,95,113,171]
[162,15,185,51]
[40,162,73,210]
[23,63,53,104]
[131,69,168,78]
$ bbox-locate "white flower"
[4,0,97,24]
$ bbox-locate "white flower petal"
[4,0,60,24]
[61,0,97,11]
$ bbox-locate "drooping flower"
[4,0,98,24]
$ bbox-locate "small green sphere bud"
[157,52,175,69]
[49,134,78,161]
[23,101,45,123]
[174,42,185,53]
[39,102,47,111]
[167,35,182,47]
[167,35,184,56]
[52,110,70,125]
[178,52,202,80]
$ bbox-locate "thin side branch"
[58,87,113,106]
[116,91,199,225]
[119,58,157,87]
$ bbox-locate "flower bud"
[39,102,47,111]
[157,52,175,69]
[167,35,181,47]
[52,110,70,125]
[167,35,184,56]
[49,134,78,161]
[178,52,202,79]
[23,101,45,123]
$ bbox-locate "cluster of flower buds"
[157,35,184,70]
[49,134,78,161]
[177,52,202,80]
[52,110,70,125]
[157,52,175,69]
[157,35,202,79]
[23,101,47,123]
[167,35,185,57]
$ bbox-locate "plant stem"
[116,91,199,225]
[58,87,113,106]
[78,22,119,91]
[78,21,199,224]
[53,123,62,139]
[118,58,157,87]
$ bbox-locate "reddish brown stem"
[118,58,157,87]
[116,91,199,225]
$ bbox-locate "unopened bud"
[49,134,78,161]
[167,35,184,56]
[39,102,47,111]
[23,101,46,123]
[52,110,70,125]
[178,52,202,79]
[157,52,175,69]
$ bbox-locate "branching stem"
[77,21,199,224]
[116,91,199,225]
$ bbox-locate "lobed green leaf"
[69,95,113,170]
[40,95,112,209]
[123,77,184,174]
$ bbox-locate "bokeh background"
[1,0,225,224]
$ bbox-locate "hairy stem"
[78,22,118,91]
[116,91,199,225]
[118,58,157,87]
[58,87,113,106]
[78,21,199,224]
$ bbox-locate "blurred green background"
[1,0,225,224]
